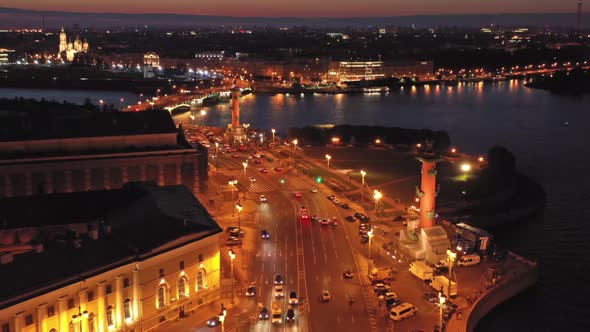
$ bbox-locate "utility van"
[457,254,481,267]
[409,261,433,281]
[271,301,282,324]
[389,303,418,321]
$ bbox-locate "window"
[67,298,75,309]
[123,298,132,320]
[197,270,205,290]
[123,278,130,288]
[2,324,9,332]
[198,254,204,262]
[88,314,95,332]
[25,314,33,326]
[87,291,94,302]
[178,277,188,298]
[47,305,55,317]
[49,329,57,332]
[159,269,165,278]
[106,305,114,327]
[106,284,113,294]
[157,285,167,308]
[179,260,184,269]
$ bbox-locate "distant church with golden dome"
[58,27,89,61]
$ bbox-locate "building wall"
[0,150,205,197]
[0,234,220,332]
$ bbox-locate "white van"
[389,303,417,321]
[457,254,481,267]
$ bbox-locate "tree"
[487,145,516,178]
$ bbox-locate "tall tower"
[58,28,67,54]
[578,0,583,33]
[416,156,443,229]
[229,81,245,142]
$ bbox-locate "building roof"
[0,109,178,142]
[0,183,222,308]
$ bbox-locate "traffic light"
[315,176,323,183]
[280,179,285,184]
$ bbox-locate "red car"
[255,159,262,164]
[275,167,283,172]
[294,192,302,198]
[301,213,309,222]
[321,219,329,226]
[260,168,269,173]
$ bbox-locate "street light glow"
[460,163,472,172]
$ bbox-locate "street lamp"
[447,249,457,298]
[367,229,374,275]
[229,249,236,304]
[271,128,276,143]
[373,190,382,217]
[228,180,237,216]
[360,170,366,201]
[72,306,89,332]
[326,154,331,168]
[215,142,219,155]
[242,161,248,175]
[460,163,472,173]
[439,292,446,330]
[236,204,243,230]
[292,139,298,150]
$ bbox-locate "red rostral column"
[416,156,443,228]
[230,82,240,128]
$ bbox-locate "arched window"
[178,277,188,298]
[123,298,132,320]
[157,285,167,308]
[197,269,207,291]
[106,305,115,327]
[49,328,57,332]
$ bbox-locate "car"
[227,238,242,246]
[310,187,318,193]
[226,226,239,233]
[261,229,270,239]
[378,292,399,302]
[294,192,302,198]
[259,307,270,320]
[260,168,269,173]
[374,284,392,294]
[259,194,268,203]
[332,198,341,204]
[393,215,407,222]
[359,224,371,231]
[274,167,283,172]
[320,290,331,302]
[207,316,221,327]
[275,274,284,284]
[361,235,369,244]
[266,157,274,162]
[249,176,256,182]
[424,292,438,303]
[289,291,298,305]
[359,215,370,223]
[301,213,309,221]
[341,203,350,209]
[274,285,285,297]
[331,219,339,226]
[232,154,239,158]
[229,229,245,238]
[354,212,363,218]
[246,284,257,296]
[321,219,330,226]
[345,215,356,222]
[343,269,354,279]
[312,215,320,222]
[327,195,335,200]
[300,206,306,211]
[254,159,262,164]
[286,308,296,321]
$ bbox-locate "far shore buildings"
[58,28,89,62]
[0,109,209,198]
[0,183,222,332]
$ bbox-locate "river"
[1,82,589,331]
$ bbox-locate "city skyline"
[3,0,580,17]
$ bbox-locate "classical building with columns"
[0,183,222,332]
[0,109,208,198]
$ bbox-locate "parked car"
[327,195,336,200]
[227,238,242,246]
[341,203,350,209]
[345,215,356,222]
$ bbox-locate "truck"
[408,261,434,282]
[271,301,282,324]
[369,268,392,282]
[431,275,457,298]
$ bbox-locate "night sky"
[6,0,575,17]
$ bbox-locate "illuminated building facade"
[0,183,222,332]
[335,61,385,82]
[0,110,209,197]
[0,48,16,65]
[143,52,160,79]
[383,61,434,78]
[58,28,89,62]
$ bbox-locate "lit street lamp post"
[228,180,237,216]
[439,293,446,330]
[360,170,366,202]
[236,204,243,230]
[367,229,374,275]
[292,139,298,151]
[271,128,276,143]
[373,190,382,217]
[447,249,457,298]
[326,154,331,168]
[72,306,89,332]
[229,249,236,304]
[242,161,248,176]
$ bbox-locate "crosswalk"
[221,169,309,193]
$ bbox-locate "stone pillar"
[24,173,33,196]
[84,169,91,191]
[57,296,68,332]
[417,156,442,229]
[176,163,182,185]
[115,275,124,327]
[36,303,47,332]
[132,268,141,323]
[103,167,111,190]
[13,312,23,332]
[4,174,13,197]
[64,170,73,193]
[79,289,89,332]
[45,172,54,194]
[158,164,165,186]
[121,166,128,185]
[97,281,106,332]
